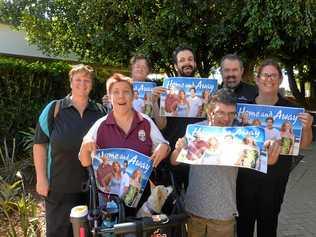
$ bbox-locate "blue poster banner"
[93,148,153,208]
[236,103,304,156]
[177,124,268,173]
[132,82,157,117]
[160,77,218,118]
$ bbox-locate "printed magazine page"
[160,77,217,118]
[132,81,157,117]
[92,148,153,208]
[177,124,268,173]
[236,103,304,156]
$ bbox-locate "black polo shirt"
[220,81,258,103]
[34,96,105,193]
[161,116,204,190]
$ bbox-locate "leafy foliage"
[0,177,40,237]
[0,56,70,138]
[0,56,112,139]
[0,0,315,106]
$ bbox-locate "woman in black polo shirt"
[236,59,313,237]
[33,64,105,237]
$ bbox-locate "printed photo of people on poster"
[132,81,156,117]
[236,103,304,156]
[160,77,217,118]
[92,148,153,208]
[176,124,268,173]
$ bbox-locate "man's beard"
[178,65,196,77]
[224,75,238,89]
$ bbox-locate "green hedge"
[0,56,108,139]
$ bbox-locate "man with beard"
[152,46,204,191]
[220,54,257,103]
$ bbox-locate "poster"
[160,77,217,118]
[176,124,268,173]
[93,148,153,208]
[132,81,157,117]
[236,103,304,156]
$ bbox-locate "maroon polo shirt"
[96,112,153,156]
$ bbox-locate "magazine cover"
[92,148,153,208]
[176,124,268,173]
[160,77,217,118]
[132,81,157,117]
[236,103,304,156]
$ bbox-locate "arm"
[79,116,106,166]
[79,141,97,167]
[170,137,186,166]
[146,115,170,167]
[151,143,170,167]
[299,112,313,149]
[152,86,167,129]
[186,101,190,116]
[267,140,281,165]
[33,143,49,197]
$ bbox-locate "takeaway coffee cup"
[70,205,90,237]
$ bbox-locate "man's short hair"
[106,73,133,94]
[130,54,152,72]
[208,88,237,112]
[172,46,195,64]
[220,54,244,70]
[265,116,274,123]
[190,87,196,92]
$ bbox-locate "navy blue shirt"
[34,96,105,193]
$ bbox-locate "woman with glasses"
[79,73,170,216]
[236,59,313,237]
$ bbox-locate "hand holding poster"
[176,124,268,173]
[160,77,217,118]
[236,103,304,156]
[92,148,153,208]
[132,82,156,117]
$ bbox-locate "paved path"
[278,141,316,236]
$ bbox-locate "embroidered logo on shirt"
[238,96,248,101]
[138,129,146,142]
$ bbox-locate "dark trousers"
[236,156,292,237]
[45,191,88,237]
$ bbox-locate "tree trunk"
[307,63,316,110]
[286,65,306,106]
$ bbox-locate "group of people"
[132,90,154,117]
[164,86,210,117]
[33,46,313,237]
[238,112,296,155]
[96,157,142,207]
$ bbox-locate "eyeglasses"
[259,73,279,80]
[213,111,237,118]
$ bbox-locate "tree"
[239,0,316,108]
[1,0,315,107]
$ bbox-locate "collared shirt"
[220,81,258,104]
[83,111,168,156]
[34,96,105,193]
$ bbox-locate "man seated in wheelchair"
[79,73,171,218]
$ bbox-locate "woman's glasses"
[259,73,279,80]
